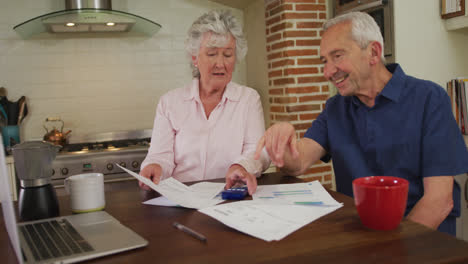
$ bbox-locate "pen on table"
[173,222,207,243]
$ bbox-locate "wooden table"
[2,173,468,264]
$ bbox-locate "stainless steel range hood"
[14,0,161,39]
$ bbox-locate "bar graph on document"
[252,181,340,207]
[262,189,323,205]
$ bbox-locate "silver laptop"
[0,139,148,264]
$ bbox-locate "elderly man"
[251,11,468,236]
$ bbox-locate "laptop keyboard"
[19,218,94,262]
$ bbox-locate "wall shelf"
[445,14,468,30]
[444,0,468,30]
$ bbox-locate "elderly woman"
[139,10,270,194]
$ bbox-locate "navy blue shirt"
[304,64,468,232]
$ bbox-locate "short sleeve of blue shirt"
[304,64,468,220]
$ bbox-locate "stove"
[51,129,151,187]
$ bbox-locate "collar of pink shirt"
[184,79,242,104]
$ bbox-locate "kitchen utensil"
[7,101,19,125]
[0,87,6,122]
[19,101,28,124]
[0,105,7,126]
[352,176,409,231]
[43,117,72,147]
[12,141,61,221]
[17,96,26,125]
[0,96,8,121]
[0,105,7,121]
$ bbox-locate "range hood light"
[13,0,161,38]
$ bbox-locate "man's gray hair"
[323,11,385,63]
[185,10,247,78]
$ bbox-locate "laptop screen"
[0,136,24,263]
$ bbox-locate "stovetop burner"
[51,129,152,187]
[62,138,151,153]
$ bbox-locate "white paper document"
[199,181,343,241]
[143,196,179,207]
[143,182,225,207]
[117,164,225,209]
[253,181,343,207]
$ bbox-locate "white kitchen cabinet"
[5,156,17,201]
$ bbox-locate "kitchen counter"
[5,155,13,163]
[2,173,468,263]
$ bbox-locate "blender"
[12,141,61,221]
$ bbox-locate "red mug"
[352,176,409,230]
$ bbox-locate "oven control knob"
[52,169,55,176]
[119,162,126,168]
[132,161,139,168]
[61,168,69,175]
[106,163,114,171]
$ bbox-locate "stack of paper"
[143,182,225,207]
[199,181,342,241]
[116,164,225,209]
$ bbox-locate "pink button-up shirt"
[141,79,270,183]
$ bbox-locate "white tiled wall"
[0,0,247,141]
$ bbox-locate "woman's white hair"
[185,10,247,78]
[323,11,385,64]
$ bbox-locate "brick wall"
[264,0,334,189]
